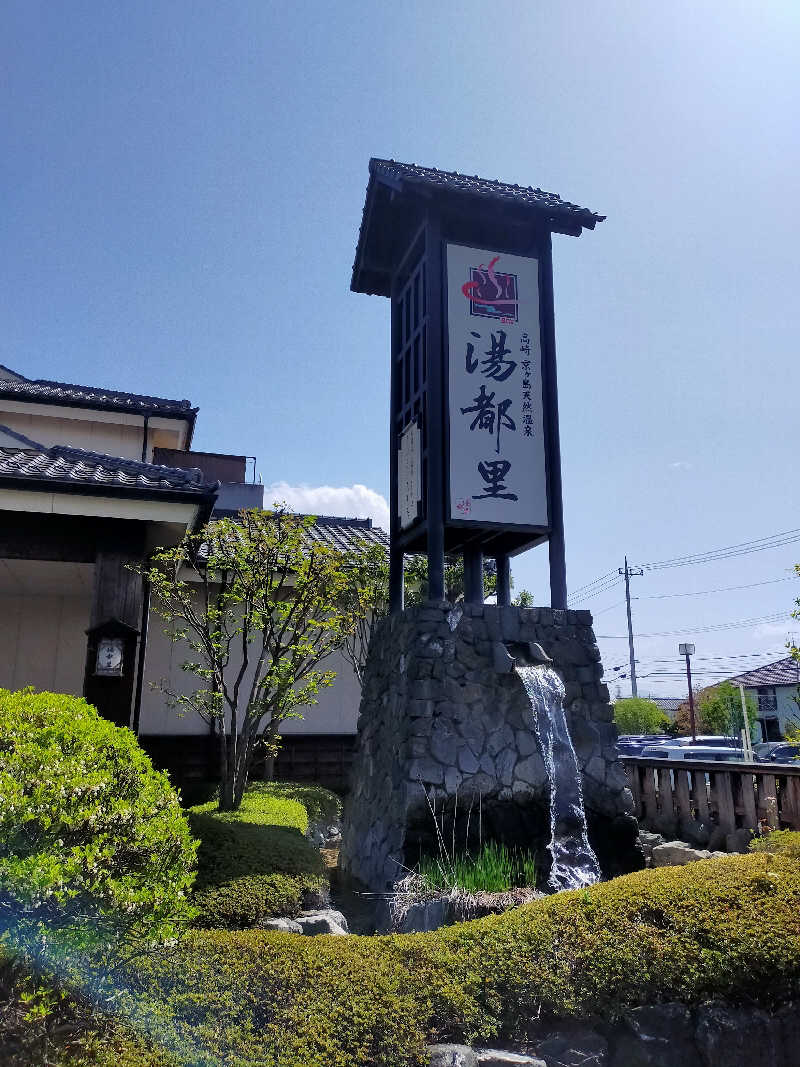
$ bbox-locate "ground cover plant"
[5,851,800,1065]
[103,852,800,1067]
[187,782,337,927]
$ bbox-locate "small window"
[757,687,777,717]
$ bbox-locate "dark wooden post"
[389,272,404,613]
[495,552,511,606]
[425,211,446,601]
[463,548,484,605]
[538,231,567,609]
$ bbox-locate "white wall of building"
[0,592,91,696]
[0,403,188,461]
[138,623,362,737]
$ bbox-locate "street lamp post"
[679,642,696,742]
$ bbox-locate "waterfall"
[517,665,601,892]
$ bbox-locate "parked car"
[639,744,745,763]
[753,742,800,765]
[671,735,740,748]
[616,735,672,757]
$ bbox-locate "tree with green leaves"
[675,681,758,738]
[613,696,671,736]
[143,508,372,811]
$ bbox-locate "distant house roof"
[730,657,800,688]
[299,515,389,553]
[352,158,605,296]
[0,425,217,500]
[649,697,684,714]
[0,365,197,422]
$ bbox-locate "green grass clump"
[418,841,536,893]
[189,787,310,834]
[186,783,329,927]
[108,852,800,1067]
[750,829,800,859]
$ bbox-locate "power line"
[637,575,797,600]
[637,527,800,572]
[592,598,628,616]
[568,570,619,600]
[630,650,785,666]
[597,610,793,640]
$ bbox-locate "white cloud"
[669,460,692,471]
[264,481,390,532]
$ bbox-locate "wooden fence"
[621,756,800,844]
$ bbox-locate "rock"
[296,909,349,936]
[725,828,755,853]
[428,1044,479,1067]
[477,1051,547,1066]
[611,1003,698,1066]
[258,917,302,934]
[651,841,714,867]
[695,1001,780,1067]
[535,1026,608,1066]
[515,754,547,787]
[637,831,664,864]
[396,897,450,933]
[458,747,480,774]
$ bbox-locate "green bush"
[0,689,197,980]
[112,853,800,1067]
[187,787,327,926]
[750,829,800,859]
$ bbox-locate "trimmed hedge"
[0,689,197,978]
[187,785,329,927]
[109,852,800,1067]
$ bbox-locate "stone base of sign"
[340,603,643,892]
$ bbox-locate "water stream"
[517,665,601,892]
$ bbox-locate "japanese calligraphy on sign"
[446,244,547,527]
[398,419,422,529]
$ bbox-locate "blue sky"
[2,1,798,695]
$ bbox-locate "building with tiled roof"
[0,365,387,790]
[729,657,800,740]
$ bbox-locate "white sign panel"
[398,419,422,529]
[446,243,548,527]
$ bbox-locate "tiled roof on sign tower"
[352,158,605,296]
[370,159,605,225]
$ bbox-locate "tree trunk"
[218,730,236,811]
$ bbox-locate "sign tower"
[351,159,604,611]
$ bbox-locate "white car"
[640,744,745,763]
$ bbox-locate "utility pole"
[679,643,697,742]
[619,556,643,697]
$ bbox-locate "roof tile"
[731,657,800,688]
[0,437,215,495]
[0,372,196,417]
[370,158,604,224]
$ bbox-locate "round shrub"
[0,689,198,976]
